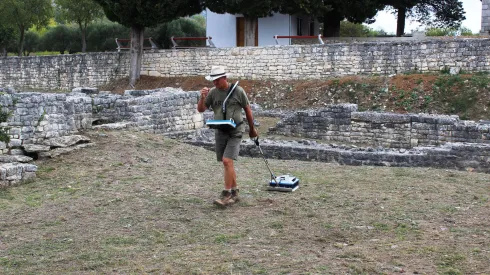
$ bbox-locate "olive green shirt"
[204,83,249,133]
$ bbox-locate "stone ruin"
[1,86,490,188]
[0,86,202,188]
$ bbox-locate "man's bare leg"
[222,157,236,190]
[213,157,237,207]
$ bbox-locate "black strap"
[222,81,239,120]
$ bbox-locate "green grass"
[7,51,64,57]
[0,130,488,274]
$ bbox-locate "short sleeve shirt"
[204,83,249,133]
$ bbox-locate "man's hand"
[197,87,210,112]
[200,87,210,99]
[249,127,258,138]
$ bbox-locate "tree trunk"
[129,25,144,87]
[396,7,406,37]
[2,47,7,57]
[81,30,87,53]
[322,11,342,37]
[80,22,87,53]
[244,17,256,46]
[18,27,25,57]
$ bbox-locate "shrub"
[0,106,11,144]
[146,16,206,49]
[39,25,80,54]
[23,31,41,56]
[426,27,474,37]
[339,21,386,37]
[86,20,129,52]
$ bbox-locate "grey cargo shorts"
[215,130,243,161]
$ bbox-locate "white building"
[482,0,490,34]
[206,9,320,48]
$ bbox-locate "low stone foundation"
[186,133,490,174]
[0,163,37,188]
[0,86,203,188]
[269,105,490,148]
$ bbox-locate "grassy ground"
[0,129,489,274]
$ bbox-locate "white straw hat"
[205,66,232,81]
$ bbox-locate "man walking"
[197,66,258,207]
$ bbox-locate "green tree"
[146,16,206,49]
[23,31,41,56]
[0,106,11,144]
[40,25,79,54]
[205,0,328,46]
[339,21,382,37]
[380,0,465,36]
[54,0,105,52]
[0,0,53,56]
[321,0,385,37]
[0,22,17,56]
[425,26,474,37]
[191,14,206,28]
[86,20,129,52]
[93,0,203,86]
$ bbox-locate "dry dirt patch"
[0,129,489,274]
[99,74,490,120]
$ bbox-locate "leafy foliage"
[0,23,17,56]
[205,0,328,18]
[54,0,105,52]
[39,25,79,54]
[146,17,206,49]
[86,20,130,52]
[381,0,465,36]
[0,106,10,144]
[425,26,474,37]
[191,14,206,28]
[93,0,203,85]
[23,31,41,56]
[339,21,387,37]
[321,0,385,37]
[0,0,53,56]
[94,0,203,28]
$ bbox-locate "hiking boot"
[231,189,240,203]
[214,190,235,207]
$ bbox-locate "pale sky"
[366,0,482,34]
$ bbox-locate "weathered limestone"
[0,163,37,188]
[0,155,33,163]
[186,130,490,174]
[0,87,202,149]
[38,143,96,158]
[2,39,490,91]
[141,39,490,81]
[0,53,130,91]
[43,135,91,148]
[0,86,203,187]
[268,105,490,149]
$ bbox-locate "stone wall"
[2,39,490,91]
[0,87,202,150]
[187,135,490,174]
[268,105,490,149]
[291,33,429,45]
[0,53,130,91]
[238,141,490,174]
[0,88,93,149]
[92,88,203,133]
[141,39,490,80]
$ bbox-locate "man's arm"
[244,105,258,138]
[197,87,210,112]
